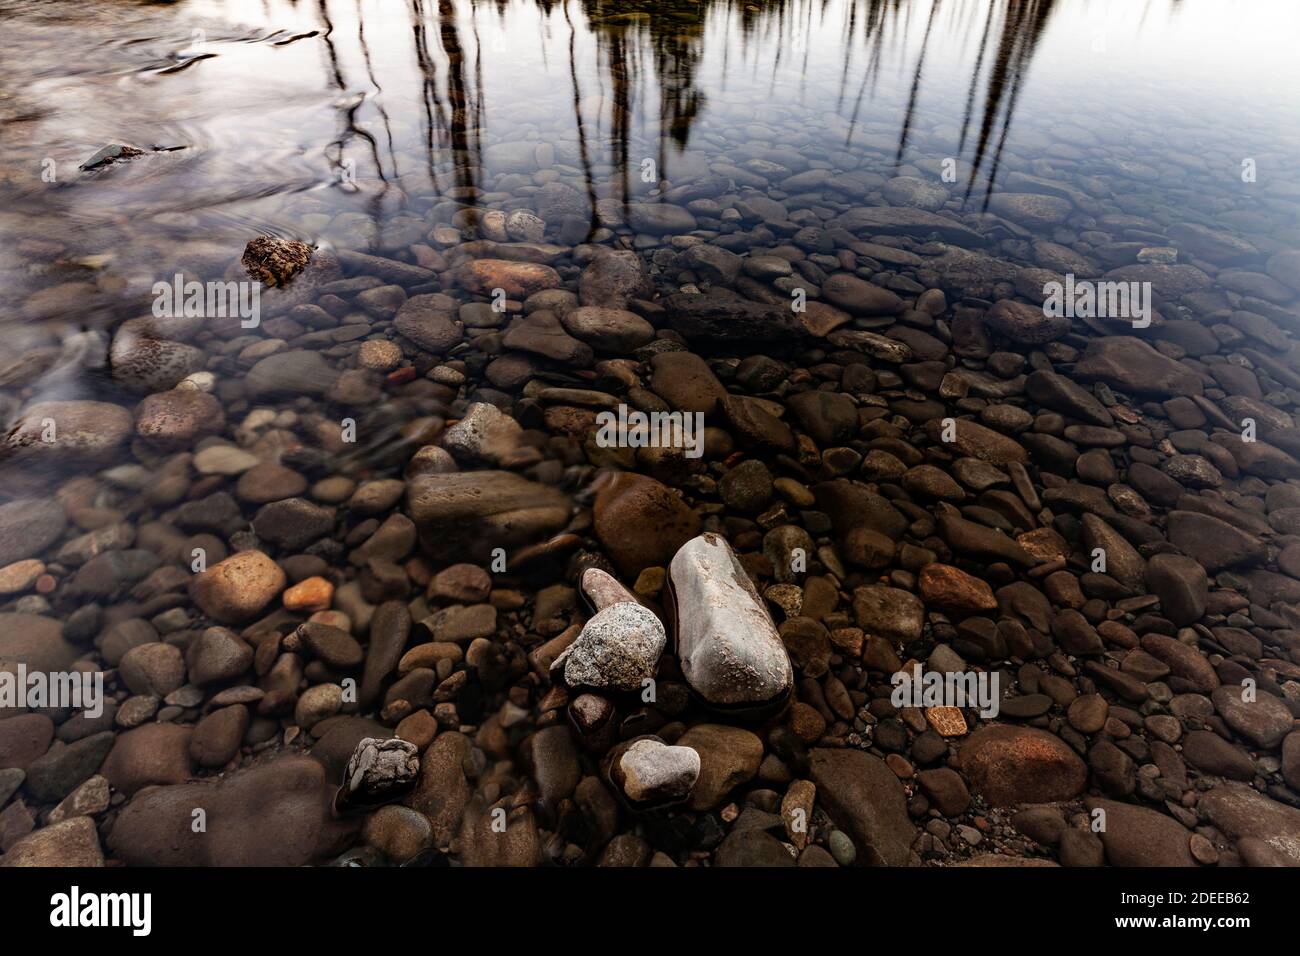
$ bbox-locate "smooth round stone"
[295,684,344,731]
[821,273,903,316]
[311,476,358,503]
[743,255,793,281]
[560,307,654,352]
[677,724,763,811]
[134,390,225,448]
[1000,694,1052,718]
[985,298,1069,344]
[118,643,186,697]
[578,567,638,611]
[0,559,45,596]
[193,444,260,475]
[187,628,254,686]
[1067,694,1108,734]
[988,193,1072,229]
[0,714,54,771]
[625,203,697,235]
[0,498,67,568]
[1144,714,1182,744]
[592,472,701,576]
[189,551,286,624]
[615,738,701,805]
[719,459,773,513]
[882,176,949,211]
[363,805,434,864]
[189,705,249,768]
[773,477,815,507]
[827,829,857,866]
[4,400,133,467]
[1211,685,1293,749]
[235,463,308,504]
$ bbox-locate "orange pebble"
[282,575,334,612]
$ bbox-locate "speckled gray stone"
[560,601,666,691]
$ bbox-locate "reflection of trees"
[562,0,1063,208]
[840,0,906,125]
[319,0,389,235]
[563,0,600,239]
[576,0,707,202]
[828,0,1060,207]
[955,0,1058,208]
[316,0,1181,220]
[343,0,1066,214]
[353,0,399,184]
[407,0,484,204]
[583,1,634,204]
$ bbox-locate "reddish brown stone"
[918,563,997,614]
[454,260,561,298]
[593,472,701,577]
[959,725,1086,806]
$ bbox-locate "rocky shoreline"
[3,130,1300,868]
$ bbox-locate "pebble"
[194,444,261,475]
[0,559,45,595]
[358,339,403,371]
[190,706,249,768]
[186,627,254,685]
[677,724,763,811]
[670,534,793,709]
[0,817,103,867]
[559,601,666,692]
[108,757,348,865]
[960,725,1087,805]
[809,748,915,866]
[189,550,286,624]
[118,643,185,696]
[283,575,335,612]
[607,737,700,808]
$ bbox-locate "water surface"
[4,0,1298,357]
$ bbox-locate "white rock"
[617,738,700,805]
[669,533,793,708]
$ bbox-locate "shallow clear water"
[3,0,1298,358]
[4,0,1300,870]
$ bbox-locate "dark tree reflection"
[306,0,1189,217]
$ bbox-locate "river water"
[4,0,1298,360]
[2,0,1300,868]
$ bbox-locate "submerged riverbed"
[2,0,1300,868]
